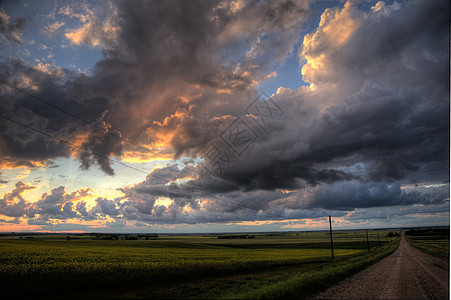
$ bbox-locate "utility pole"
[366,229,370,251]
[329,216,334,259]
[377,232,381,247]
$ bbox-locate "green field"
[405,227,450,258]
[0,230,400,299]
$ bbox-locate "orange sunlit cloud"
[301,2,361,90]
[265,71,277,79]
[14,168,31,180]
[0,158,47,170]
[281,218,330,229]
[276,189,296,194]
[154,197,173,208]
[121,149,174,163]
[69,132,91,158]
[0,223,42,232]
[36,230,87,234]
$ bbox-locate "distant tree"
[387,232,399,237]
[66,235,70,241]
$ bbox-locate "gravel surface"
[314,233,449,299]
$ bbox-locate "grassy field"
[405,227,449,258]
[0,230,400,299]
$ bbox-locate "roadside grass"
[0,230,400,299]
[223,238,400,299]
[405,234,449,259]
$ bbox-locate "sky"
[0,0,449,233]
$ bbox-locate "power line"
[0,78,151,154]
[0,113,284,218]
[0,78,274,205]
[0,113,148,176]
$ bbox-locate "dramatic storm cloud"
[0,0,448,232]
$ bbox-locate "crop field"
[405,227,450,258]
[0,230,400,299]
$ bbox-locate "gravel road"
[314,233,449,299]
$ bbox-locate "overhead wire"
[0,79,282,212]
[0,78,151,154]
[0,113,285,218]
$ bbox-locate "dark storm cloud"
[306,80,448,185]
[118,179,354,224]
[0,7,25,45]
[0,0,448,227]
[1,0,310,174]
[0,60,82,165]
[348,0,449,89]
[78,119,124,175]
[347,202,450,221]
[209,160,356,192]
[186,0,449,192]
[117,0,449,223]
[301,180,448,210]
[187,79,446,195]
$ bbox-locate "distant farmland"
[405,228,450,258]
[0,230,401,299]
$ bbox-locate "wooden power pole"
[329,216,334,259]
[366,229,370,251]
[377,232,381,247]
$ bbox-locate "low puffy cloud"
[94,198,120,217]
[0,181,35,218]
[1,174,448,227]
[32,186,93,219]
[0,182,94,220]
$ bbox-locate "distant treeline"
[217,235,256,239]
[387,232,400,237]
[90,233,159,240]
[405,228,450,237]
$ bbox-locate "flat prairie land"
[315,231,449,300]
[0,230,400,299]
[404,228,449,258]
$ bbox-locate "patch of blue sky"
[258,50,309,96]
[3,0,103,73]
[0,156,168,203]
